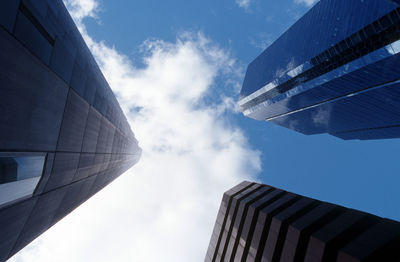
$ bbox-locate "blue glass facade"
[0,0,141,261]
[239,0,400,140]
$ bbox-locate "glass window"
[0,153,46,207]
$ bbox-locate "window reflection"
[0,154,45,207]
[0,158,18,184]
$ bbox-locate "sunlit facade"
[240,0,400,140]
[206,181,400,262]
[0,0,141,261]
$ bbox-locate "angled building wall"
[239,0,400,140]
[206,181,400,262]
[0,0,141,261]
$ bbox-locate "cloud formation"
[294,0,319,6]
[236,0,251,10]
[250,33,275,51]
[64,0,99,21]
[9,1,261,262]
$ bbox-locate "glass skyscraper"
[0,0,141,261]
[206,181,400,262]
[239,0,400,140]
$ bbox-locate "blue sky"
[81,0,400,223]
[11,0,400,261]
[84,0,309,65]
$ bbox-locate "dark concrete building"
[239,0,400,140]
[0,0,141,261]
[206,181,400,262]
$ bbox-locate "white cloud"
[250,33,275,51]
[236,0,251,10]
[9,1,261,262]
[63,0,99,21]
[294,0,318,7]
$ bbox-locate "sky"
[9,0,400,261]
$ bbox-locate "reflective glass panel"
[0,154,45,207]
